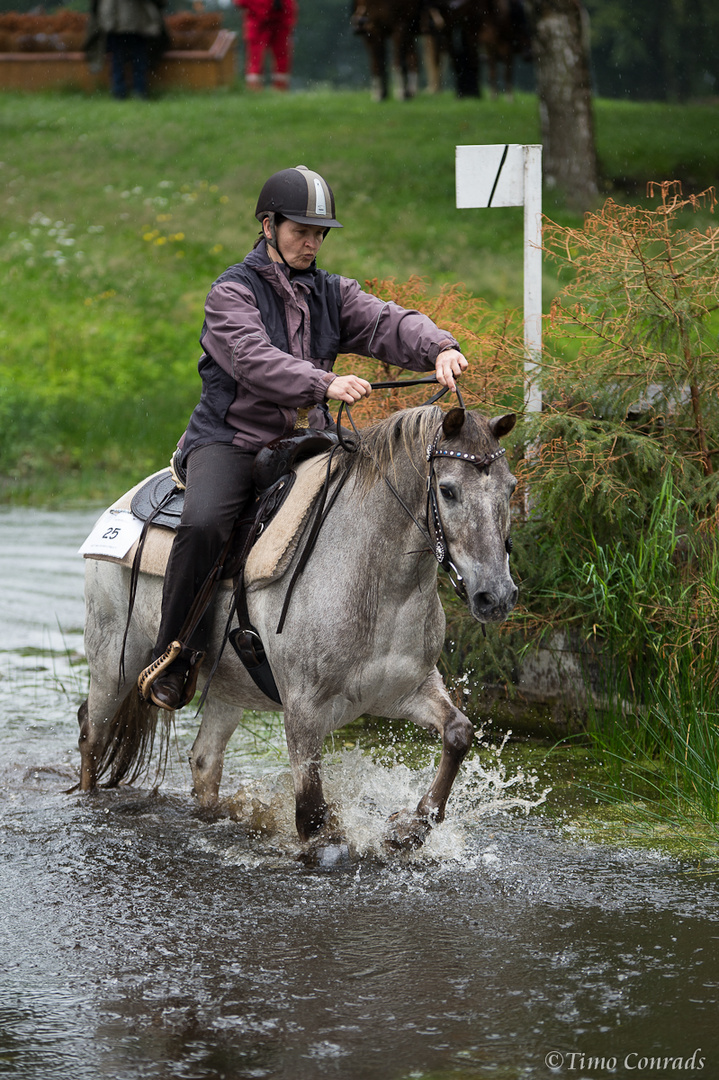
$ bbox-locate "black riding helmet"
[255,166,343,230]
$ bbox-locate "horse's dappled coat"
[78,406,517,849]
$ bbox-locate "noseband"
[425,424,507,602]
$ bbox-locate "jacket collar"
[245,239,318,290]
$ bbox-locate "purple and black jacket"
[179,239,460,461]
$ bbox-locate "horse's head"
[430,407,518,622]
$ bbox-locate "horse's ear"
[489,413,516,440]
[442,407,466,439]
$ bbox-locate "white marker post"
[455,144,543,412]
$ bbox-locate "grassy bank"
[1,88,717,502]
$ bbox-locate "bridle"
[424,423,507,602]
[336,376,508,604]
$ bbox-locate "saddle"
[131,428,339,707]
[130,428,335,553]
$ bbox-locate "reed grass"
[565,473,719,827]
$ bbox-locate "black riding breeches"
[153,442,256,659]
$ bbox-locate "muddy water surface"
[1,507,718,1080]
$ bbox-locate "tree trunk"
[532,0,599,209]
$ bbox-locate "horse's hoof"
[384,809,431,851]
[299,839,352,869]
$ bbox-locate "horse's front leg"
[486,51,498,98]
[504,56,514,100]
[365,34,389,101]
[284,718,329,841]
[386,668,474,850]
[392,26,417,99]
[282,701,348,842]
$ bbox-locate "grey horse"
[78,405,518,849]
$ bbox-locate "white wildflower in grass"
[2,212,89,275]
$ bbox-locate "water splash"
[213,727,550,865]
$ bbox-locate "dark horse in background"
[351,0,422,100]
[352,0,532,100]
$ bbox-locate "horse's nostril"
[473,584,518,615]
[474,592,496,609]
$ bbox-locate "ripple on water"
[2,509,719,1080]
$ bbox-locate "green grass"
[1,88,717,502]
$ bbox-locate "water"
[1,508,718,1080]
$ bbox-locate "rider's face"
[265,219,326,269]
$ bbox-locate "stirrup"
[138,641,205,709]
[137,641,183,701]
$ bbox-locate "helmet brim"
[263,211,343,229]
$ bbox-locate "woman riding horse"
[141,165,468,711]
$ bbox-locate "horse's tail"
[81,690,172,790]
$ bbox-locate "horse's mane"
[338,405,497,495]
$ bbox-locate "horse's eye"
[439,485,455,501]
[505,537,513,554]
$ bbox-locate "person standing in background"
[87,0,167,99]
[234,0,297,91]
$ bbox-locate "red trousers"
[244,15,293,78]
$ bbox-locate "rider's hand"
[325,374,372,404]
[435,348,468,391]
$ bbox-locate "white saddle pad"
[80,453,332,588]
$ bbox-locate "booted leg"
[269,19,293,90]
[244,18,268,89]
[107,32,128,99]
[145,443,255,709]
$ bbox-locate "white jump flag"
[455,144,542,413]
